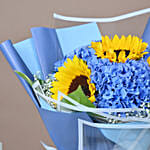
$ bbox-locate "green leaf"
[61,86,111,122]
[15,71,33,86]
[62,86,96,108]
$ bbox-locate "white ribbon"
[40,141,57,150]
[33,82,150,123]
[53,8,150,23]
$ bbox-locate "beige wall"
[0,0,150,149]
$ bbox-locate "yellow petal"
[105,35,112,49]
[147,57,150,66]
[102,36,107,51]
[119,35,126,50]
[141,42,148,52]
[112,35,119,50]
[125,35,132,50]
[88,95,96,103]
[137,39,142,53]
[133,36,139,51]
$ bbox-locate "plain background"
[0,0,150,149]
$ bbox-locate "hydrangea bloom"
[89,58,150,109]
[54,46,95,71]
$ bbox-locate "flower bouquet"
[1,9,150,150]
[21,35,150,149]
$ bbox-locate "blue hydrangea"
[89,58,150,109]
[54,46,95,71]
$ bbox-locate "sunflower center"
[68,75,91,97]
[113,50,130,61]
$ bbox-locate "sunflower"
[50,55,96,102]
[91,35,148,63]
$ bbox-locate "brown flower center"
[68,75,91,97]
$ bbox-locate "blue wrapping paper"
[31,23,101,79]
[142,17,150,45]
[142,17,150,59]
[101,123,150,150]
[56,22,101,56]
[31,27,63,79]
[0,23,116,150]
[0,40,40,109]
[14,38,42,77]
[40,109,115,150]
[14,38,55,111]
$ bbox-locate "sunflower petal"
[112,35,120,50]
